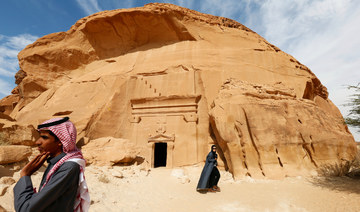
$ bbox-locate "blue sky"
[0,0,359,140]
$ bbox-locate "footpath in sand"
[1,164,360,212]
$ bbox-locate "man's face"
[212,147,217,152]
[36,130,62,157]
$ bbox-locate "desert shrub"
[317,147,360,178]
[318,161,352,177]
[347,148,360,178]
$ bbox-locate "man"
[13,117,90,212]
[196,145,221,192]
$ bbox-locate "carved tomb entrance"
[154,143,167,167]
[130,96,200,168]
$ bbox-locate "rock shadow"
[308,162,360,194]
[308,176,360,194]
[113,156,145,166]
[209,122,229,171]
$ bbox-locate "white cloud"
[0,78,13,96]
[75,0,137,16]
[75,0,102,15]
[0,67,15,77]
[6,34,38,50]
[0,34,38,98]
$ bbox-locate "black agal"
[37,117,69,129]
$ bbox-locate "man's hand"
[20,152,50,177]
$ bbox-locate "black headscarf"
[210,145,217,158]
[211,145,217,150]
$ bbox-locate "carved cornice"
[148,133,175,143]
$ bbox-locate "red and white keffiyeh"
[38,117,90,212]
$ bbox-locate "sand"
[1,164,360,212]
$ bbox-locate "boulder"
[0,145,32,164]
[0,94,19,116]
[0,121,38,146]
[82,137,140,166]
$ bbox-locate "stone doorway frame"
[148,133,175,168]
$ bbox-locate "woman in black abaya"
[196,145,221,192]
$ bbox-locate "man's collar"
[47,152,66,164]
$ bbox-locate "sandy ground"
[1,164,360,212]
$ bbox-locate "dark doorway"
[154,143,167,168]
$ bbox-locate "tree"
[344,83,360,132]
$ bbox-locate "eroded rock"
[0,3,356,178]
[209,80,356,179]
[82,137,141,166]
[0,121,38,146]
[0,145,32,164]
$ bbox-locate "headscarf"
[211,145,216,150]
[210,145,218,160]
[37,117,90,212]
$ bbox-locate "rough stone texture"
[81,137,141,166]
[210,80,355,179]
[0,120,38,146]
[0,3,356,178]
[0,95,19,116]
[0,145,32,164]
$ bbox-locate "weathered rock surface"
[0,3,356,178]
[0,95,19,116]
[0,120,38,146]
[210,79,355,179]
[82,137,141,166]
[0,145,32,164]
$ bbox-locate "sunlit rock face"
[210,80,355,179]
[0,3,356,178]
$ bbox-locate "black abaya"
[196,151,219,191]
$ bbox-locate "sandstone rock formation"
[0,145,31,164]
[0,120,38,146]
[82,137,142,166]
[210,79,355,179]
[0,3,356,178]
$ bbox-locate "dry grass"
[347,149,360,178]
[317,161,352,177]
[309,149,360,195]
[316,147,360,178]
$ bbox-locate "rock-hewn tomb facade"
[0,3,356,179]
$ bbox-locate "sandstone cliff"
[0,3,356,179]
